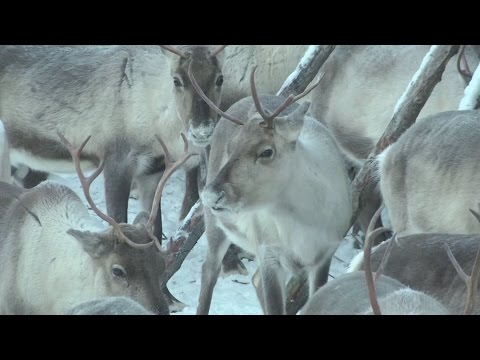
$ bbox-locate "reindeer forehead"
[233,117,274,147]
[111,241,164,268]
[177,46,220,77]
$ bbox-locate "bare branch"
[277,45,336,97]
[161,200,205,285]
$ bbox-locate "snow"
[54,168,360,315]
[458,62,480,110]
[276,45,321,96]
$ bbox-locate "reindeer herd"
[0,45,479,315]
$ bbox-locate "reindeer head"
[189,66,319,215]
[59,132,196,315]
[160,45,227,147]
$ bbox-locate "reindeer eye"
[216,75,224,87]
[112,265,127,278]
[173,77,182,87]
[259,149,274,158]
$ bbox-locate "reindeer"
[308,45,480,235]
[67,297,153,315]
[0,45,227,240]
[376,110,480,236]
[189,64,352,315]
[0,126,194,314]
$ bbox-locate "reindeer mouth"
[191,138,211,147]
[188,126,214,147]
[211,205,227,213]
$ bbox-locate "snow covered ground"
[55,168,360,315]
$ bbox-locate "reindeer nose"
[189,125,215,143]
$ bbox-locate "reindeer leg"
[197,212,231,315]
[103,149,134,224]
[257,245,287,315]
[252,269,266,313]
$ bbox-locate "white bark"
[459,63,480,110]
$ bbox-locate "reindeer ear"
[274,101,310,142]
[133,211,149,225]
[68,229,113,259]
[210,45,227,66]
[160,46,181,71]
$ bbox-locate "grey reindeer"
[376,110,480,236]
[0,45,227,240]
[303,208,450,315]
[189,64,352,315]
[308,45,480,234]
[0,123,194,314]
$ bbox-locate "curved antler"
[160,45,189,59]
[57,132,155,250]
[363,205,390,315]
[249,66,321,129]
[187,60,244,125]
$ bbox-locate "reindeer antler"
[250,66,321,130]
[187,60,244,126]
[160,45,189,59]
[58,132,156,250]
[363,205,391,315]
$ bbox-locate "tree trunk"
[277,45,336,97]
